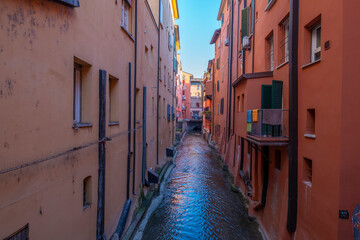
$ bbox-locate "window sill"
[301,59,321,69]
[121,26,135,42]
[276,60,289,70]
[109,122,120,126]
[73,122,93,129]
[53,0,80,7]
[265,0,277,12]
[303,181,312,187]
[83,204,91,211]
[304,134,316,139]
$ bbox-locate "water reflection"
[142,134,262,240]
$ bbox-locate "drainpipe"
[127,63,132,199]
[287,0,299,233]
[132,0,138,196]
[96,69,107,240]
[251,0,255,73]
[228,0,235,140]
[142,86,147,185]
[156,0,161,165]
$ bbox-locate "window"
[217,103,219,115]
[4,224,29,240]
[266,33,274,71]
[168,31,171,51]
[74,63,82,123]
[121,0,133,34]
[109,75,119,124]
[83,176,92,209]
[218,36,221,48]
[275,150,281,170]
[237,96,241,112]
[221,13,224,26]
[241,7,249,40]
[216,58,220,69]
[225,24,230,46]
[73,58,92,126]
[152,97,155,116]
[311,24,321,62]
[303,158,312,185]
[220,98,224,115]
[279,17,289,64]
[306,108,316,137]
[241,94,244,112]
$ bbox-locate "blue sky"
[175,0,221,78]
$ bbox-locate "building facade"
[0,0,179,239]
[208,0,360,239]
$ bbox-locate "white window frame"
[74,64,82,123]
[121,1,130,31]
[311,23,321,62]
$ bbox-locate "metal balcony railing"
[246,109,289,144]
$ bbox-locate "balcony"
[246,109,289,146]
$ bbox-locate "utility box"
[147,169,159,184]
[166,147,175,158]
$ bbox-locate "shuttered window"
[241,7,249,40]
[261,85,272,135]
[271,80,283,109]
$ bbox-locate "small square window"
[83,176,92,209]
[303,158,312,185]
[109,75,119,124]
[306,108,316,136]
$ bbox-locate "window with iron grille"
[279,17,289,64]
[4,224,29,240]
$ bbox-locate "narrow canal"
[141,133,263,240]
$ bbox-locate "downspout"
[228,0,235,140]
[96,69,106,240]
[156,0,161,165]
[287,0,299,233]
[233,0,240,134]
[127,63,132,199]
[251,0,255,73]
[212,63,215,136]
[142,87,147,185]
[132,0,138,195]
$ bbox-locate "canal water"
[142,133,263,240]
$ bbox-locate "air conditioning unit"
[225,37,230,46]
[242,36,251,50]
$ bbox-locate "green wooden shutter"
[241,7,249,40]
[271,80,283,136]
[261,85,272,135]
[271,80,283,109]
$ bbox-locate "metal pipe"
[96,69,107,240]
[132,0,138,196]
[142,87,147,185]
[228,0,235,140]
[287,0,299,233]
[251,0,255,73]
[127,62,132,200]
[156,0,161,165]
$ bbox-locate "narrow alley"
[141,134,262,240]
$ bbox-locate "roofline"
[210,28,221,44]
